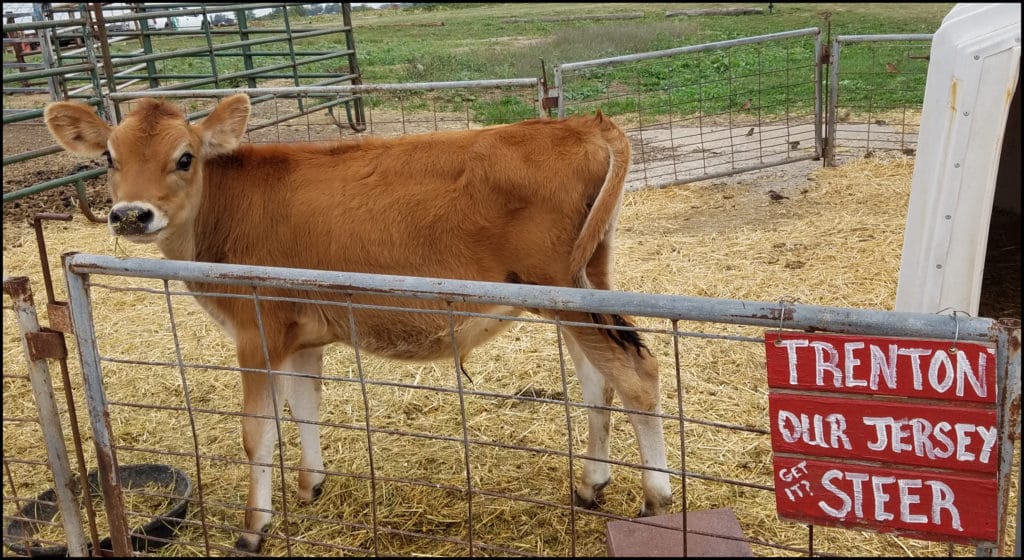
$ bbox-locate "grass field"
[344,3,950,80]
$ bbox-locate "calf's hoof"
[298,481,325,504]
[234,534,262,554]
[639,494,674,517]
[234,526,267,554]
[572,478,610,510]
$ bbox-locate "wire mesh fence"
[554,28,823,190]
[6,21,936,221]
[17,252,1011,557]
[2,79,540,231]
[107,80,542,145]
[826,35,933,165]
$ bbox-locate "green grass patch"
[471,94,538,125]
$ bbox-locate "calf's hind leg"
[564,316,673,517]
[564,336,614,508]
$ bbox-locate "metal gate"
[824,34,934,166]
[39,252,1019,557]
[553,28,824,190]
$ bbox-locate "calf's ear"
[44,102,111,157]
[198,93,251,156]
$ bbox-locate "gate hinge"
[819,45,832,65]
[26,329,68,361]
[541,90,559,111]
[47,301,74,334]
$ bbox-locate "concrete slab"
[606,508,754,557]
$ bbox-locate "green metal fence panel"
[3,3,364,218]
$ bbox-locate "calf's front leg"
[234,342,287,553]
[284,346,327,504]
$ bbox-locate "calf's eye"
[177,152,193,171]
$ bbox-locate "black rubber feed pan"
[3,464,193,557]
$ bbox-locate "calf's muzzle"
[108,205,154,236]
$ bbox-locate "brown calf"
[45,94,672,552]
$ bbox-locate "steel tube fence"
[3,20,996,555]
[3,2,364,215]
[62,255,1000,340]
[50,252,1019,556]
[103,81,541,149]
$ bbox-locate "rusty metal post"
[825,36,841,167]
[88,3,120,122]
[32,213,73,304]
[3,277,89,557]
[990,319,1021,556]
[61,252,132,556]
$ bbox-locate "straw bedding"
[3,154,1018,557]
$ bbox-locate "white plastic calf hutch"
[895,3,1021,316]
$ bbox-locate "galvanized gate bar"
[3,277,89,557]
[59,252,1019,554]
[556,27,821,73]
[107,79,543,100]
[105,80,543,140]
[62,262,133,556]
[644,153,821,190]
[63,253,998,343]
[836,34,935,43]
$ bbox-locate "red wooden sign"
[769,393,998,473]
[773,456,998,543]
[764,331,1000,544]
[765,332,996,403]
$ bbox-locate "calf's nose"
[108,205,154,236]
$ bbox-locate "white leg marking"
[283,347,326,503]
[626,408,673,515]
[565,334,612,502]
[240,386,282,551]
[565,324,672,516]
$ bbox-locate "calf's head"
[44,94,251,243]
